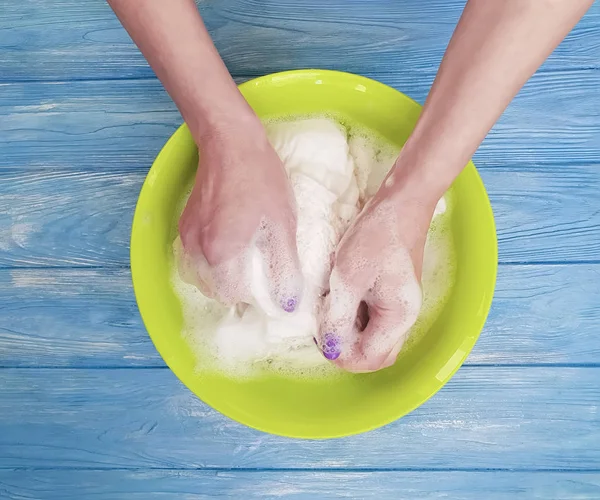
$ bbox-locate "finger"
[257,222,304,314]
[187,263,214,298]
[210,252,253,306]
[177,237,253,306]
[338,307,407,373]
[341,279,422,373]
[177,221,255,306]
[317,268,367,362]
[173,236,215,298]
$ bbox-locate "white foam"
[172,117,456,378]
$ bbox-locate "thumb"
[258,223,304,314]
[317,268,366,361]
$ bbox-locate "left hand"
[177,121,303,312]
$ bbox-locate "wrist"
[188,95,262,147]
[190,101,275,178]
[385,147,450,210]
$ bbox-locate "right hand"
[317,163,437,373]
[178,122,303,313]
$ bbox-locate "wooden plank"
[0,170,142,267]
[1,470,599,499]
[0,269,154,367]
[1,71,600,171]
[482,167,600,263]
[1,265,600,368]
[478,69,600,169]
[1,164,600,267]
[1,367,599,469]
[0,0,598,82]
[0,79,181,171]
[467,264,600,364]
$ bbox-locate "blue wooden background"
[1,0,600,498]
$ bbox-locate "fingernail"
[282,296,298,313]
[320,332,341,360]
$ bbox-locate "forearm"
[108,0,258,143]
[396,0,593,201]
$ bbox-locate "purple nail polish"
[282,297,297,313]
[320,332,341,360]
[324,350,341,361]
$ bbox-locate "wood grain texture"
[2,265,600,367]
[1,165,600,267]
[1,367,600,470]
[0,269,151,367]
[2,71,600,171]
[2,0,600,494]
[0,170,141,267]
[0,0,598,82]
[0,79,181,171]
[1,470,599,500]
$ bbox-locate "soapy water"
[171,116,456,379]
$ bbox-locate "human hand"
[317,166,438,373]
[178,123,303,313]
